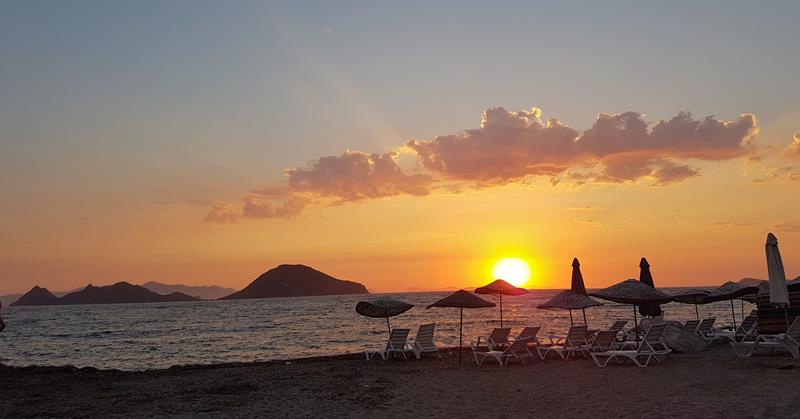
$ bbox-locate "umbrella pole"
[694,303,700,321]
[741,300,745,322]
[569,309,574,326]
[633,305,639,344]
[386,316,391,336]
[499,294,503,328]
[729,300,737,329]
[582,308,587,326]
[784,306,790,330]
[459,307,464,365]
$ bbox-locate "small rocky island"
[11,282,198,306]
[221,264,368,300]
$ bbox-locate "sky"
[2,1,800,294]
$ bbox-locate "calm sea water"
[0,290,755,370]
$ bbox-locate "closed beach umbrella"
[671,288,711,320]
[474,279,528,327]
[590,279,673,341]
[705,281,759,329]
[766,233,790,327]
[638,258,662,318]
[428,290,495,364]
[356,297,413,336]
[571,258,587,295]
[538,291,602,326]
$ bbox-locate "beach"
[2,346,798,418]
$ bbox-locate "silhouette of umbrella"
[474,279,528,327]
[590,279,673,341]
[766,233,791,328]
[705,281,759,329]
[537,258,602,325]
[638,258,662,318]
[671,288,710,320]
[356,297,413,336]
[428,290,495,364]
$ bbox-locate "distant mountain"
[141,281,236,300]
[221,264,368,300]
[10,286,60,306]
[737,278,766,286]
[11,282,198,306]
[0,293,22,307]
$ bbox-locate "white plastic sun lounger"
[731,317,800,359]
[473,337,535,366]
[683,319,700,332]
[696,317,717,345]
[591,323,671,368]
[410,323,439,359]
[514,326,541,341]
[716,314,758,345]
[365,328,411,360]
[537,325,591,360]
[470,327,511,352]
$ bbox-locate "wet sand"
[1,346,799,418]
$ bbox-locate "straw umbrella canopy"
[766,233,791,327]
[428,290,495,364]
[671,288,711,320]
[538,291,602,326]
[356,297,413,336]
[474,279,528,327]
[638,258,662,318]
[590,279,673,341]
[705,281,759,329]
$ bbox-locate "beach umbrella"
[537,290,602,326]
[428,290,495,364]
[705,281,759,329]
[671,288,711,320]
[590,279,673,341]
[356,297,413,336]
[474,279,528,327]
[638,258,662,318]
[766,232,791,327]
[570,257,588,295]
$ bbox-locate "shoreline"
[2,346,800,418]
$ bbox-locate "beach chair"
[731,317,800,359]
[537,325,591,360]
[515,326,541,341]
[716,314,758,344]
[683,319,700,332]
[364,328,411,360]
[590,330,620,352]
[470,327,511,352]
[473,337,535,366]
[696,317,716,345]
[591,323,671,368]
[410,323,439,360]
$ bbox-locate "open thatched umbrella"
[705,281,759,329]
[474,279,528,327]
[638,258,662,318]
[590,279,673,341]
[538,291,602,326]
[766,233,790,327]
[356,297,413,336]
[537,258,602,325]
[671,288,711,320]
[428,290,495,364]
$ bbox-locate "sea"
[0,289,755,371]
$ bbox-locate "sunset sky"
[2,1,800,294]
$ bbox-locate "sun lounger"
[683,319,700,332]
[515,326,541,341]
[410,323,439,359]
[473,337,535,366]
[590,330,620,352]
[537,325,591,360]
[731,317,800,359]
[365,328,411,360]
[470,327,511,352]
[696,317,716,345]
[716,314,758,344]
[591,323,671,367]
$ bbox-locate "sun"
[491,257,532,287]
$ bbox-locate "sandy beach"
[2,346,799,418]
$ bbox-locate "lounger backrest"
[516,326,540,341]
[387,328,410,351]
[638,323,667,353]
[684,319,700,331]
[414,323,436,350]
[785,317,800,343]
[697,317,715,335]
[506,336,533,355]
[489,327,512,345]
[735,315,758,339]
[593,330,618,351]
[609,320,628,333]
[565,325,589,347]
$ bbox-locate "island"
[11,282,198,306]
[220,264,368,300]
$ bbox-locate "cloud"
[784,132,800,160]
[774,221,800,233]
[205,106,759,222]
